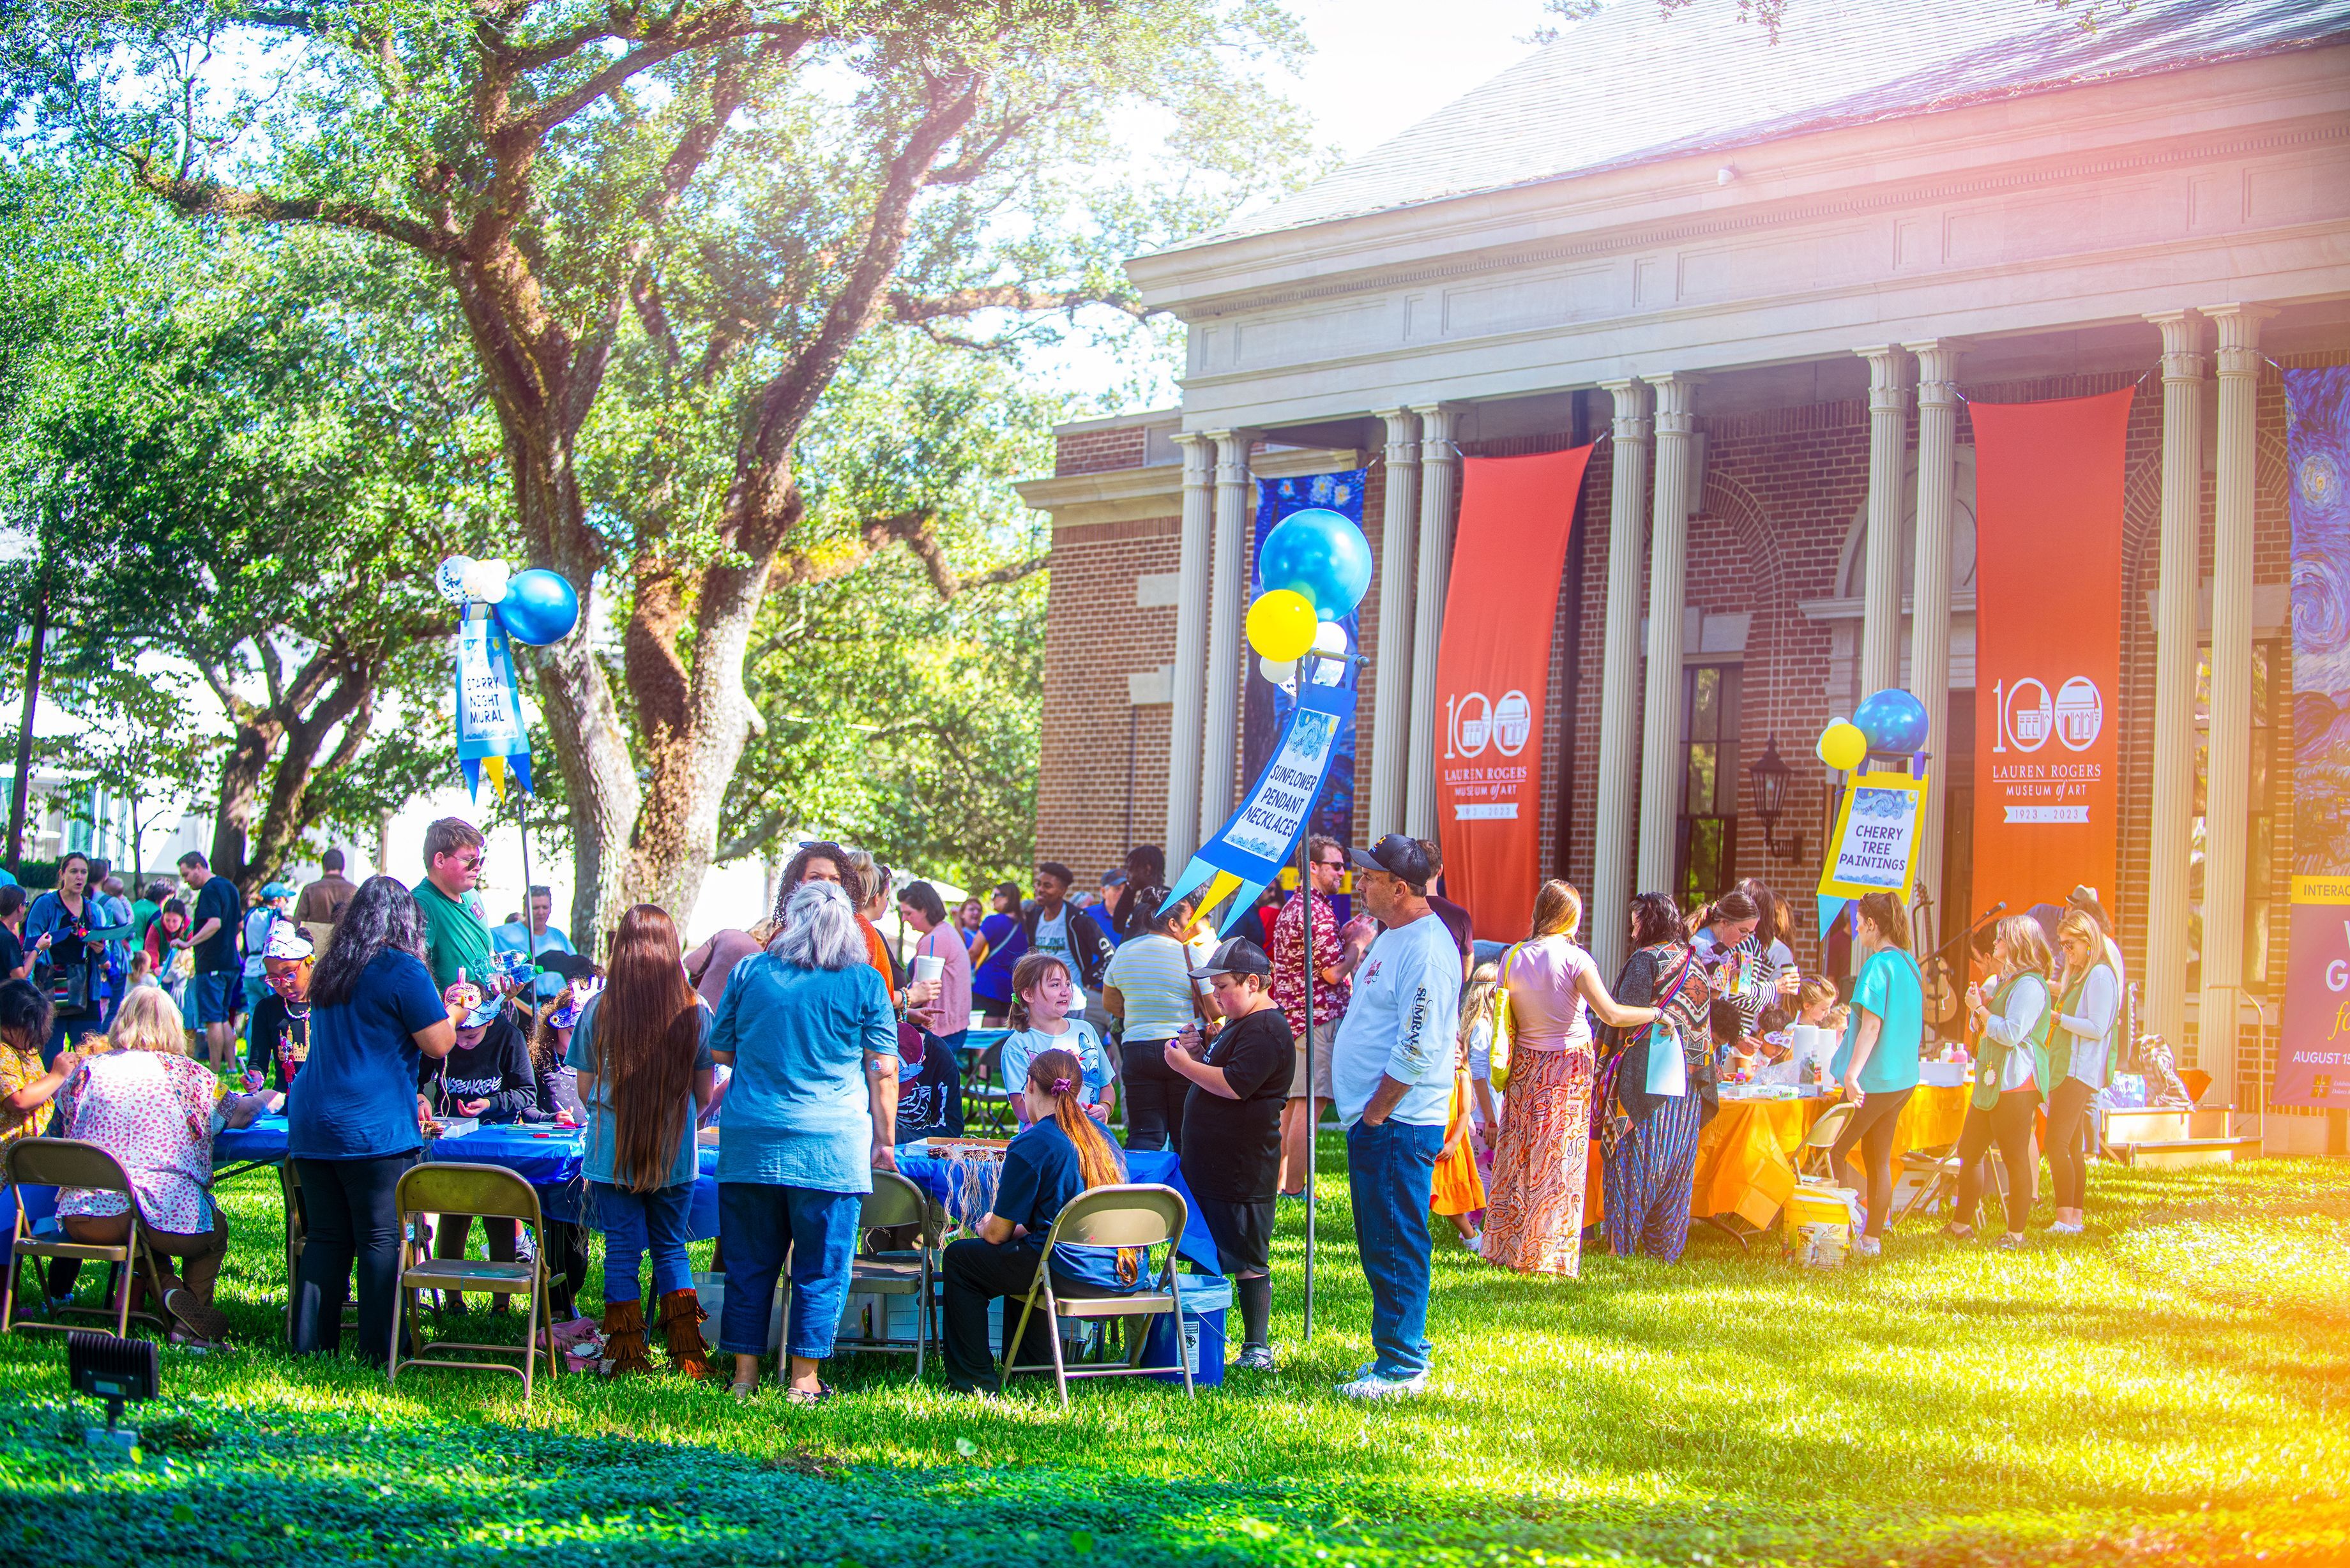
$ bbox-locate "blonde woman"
[1483,881,1658,1276]
[1949,916,2054,1249]
[49,987,275,1343]
[2045,910,2118,1235]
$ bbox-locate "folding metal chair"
[1795,1101,1857,1182]
[388,1162,558,1401]
[832,1170,946,1378]
[1002,1184,1195,1408]
[2,1138,171,1340]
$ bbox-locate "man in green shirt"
[416,817,494,994]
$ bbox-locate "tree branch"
[131,165,457,256]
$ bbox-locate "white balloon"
[461,557,513,605]
[1310,621,1349,658]
[434,555,475,606]
[1259,655,1297,685]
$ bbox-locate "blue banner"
[1168,675,1356,935]
[455,604,534,800]
[1243,470,1364,845]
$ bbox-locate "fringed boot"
[600,1297,652,1375]
[655,1288,712,1380]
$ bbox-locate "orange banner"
[1969,388,2134,926]
[1433,445,1593,940]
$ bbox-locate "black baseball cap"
[1349,834,1434,890]
[1188,937,1272,979]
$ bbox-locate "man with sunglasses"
[417,817,496,995]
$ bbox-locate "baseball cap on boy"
[1188,937,1271,979]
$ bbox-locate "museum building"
[1015,0,2350,1147]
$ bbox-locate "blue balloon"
[497,568,581,646]
[1853,687,1930,754]
[1257,508,1372,619]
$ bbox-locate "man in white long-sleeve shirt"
[1327,834,1460,1399]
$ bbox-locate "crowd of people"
[0,813,2130,1401]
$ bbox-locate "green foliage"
[0,1152,2345,1564]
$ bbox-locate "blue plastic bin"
[1143,1272,1231,1386]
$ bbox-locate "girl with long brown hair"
[938,1046,1137,1394]
[566,905,716,1376]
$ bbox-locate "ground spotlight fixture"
[68,1331,158,1453]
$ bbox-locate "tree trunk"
[210,721,280,887]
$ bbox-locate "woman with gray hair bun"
[710,878,902,1403]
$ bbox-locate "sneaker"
[1994,1233,2023,1251]
[2047,1220,2084,1235]
[1232,1344,1275,1373]
[1335,1369,1427,1400]
[1849,1235,1882,1259]
[164,1287,234,1343]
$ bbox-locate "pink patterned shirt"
[54,1051,224,1234]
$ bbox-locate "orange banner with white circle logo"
[1968,388,2134,929]
[1433,445,1593,940]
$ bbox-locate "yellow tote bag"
[1487,942,1524,1091]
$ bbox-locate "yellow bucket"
[1782,1184,1859,1237]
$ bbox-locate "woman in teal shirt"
[1826,891,1925,1256]
[709,880,899,1404]
[1947,916,2054,1249]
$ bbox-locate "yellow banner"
[1817,770,1929,906]
[2292,875,2350,906]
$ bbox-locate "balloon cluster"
[1243,509,1372,682]
[436,555,582,646]
[1816,688,1930,771]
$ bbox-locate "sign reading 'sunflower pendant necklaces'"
[1967,388,2133,923]
[1432,444,1593,942]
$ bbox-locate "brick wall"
[1054,425,1149,478]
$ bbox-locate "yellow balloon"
[1246,589,1317,662]
[1817,720,1868,773]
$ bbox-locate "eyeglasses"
[1315,859,1344,870]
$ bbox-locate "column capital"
[1651,372,1703,432]
[2202,302,2277,368]
[1856,343,1913,411]
[1172,430,1215,472]
[1410,402,1467,453]
[2144,310,2207,380]
[1902,338,1970,398]
[1207,428,1257,479]
[1374,407,1421,465]
[1600,378,1653,441]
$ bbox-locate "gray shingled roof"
[1177,0,2350,248]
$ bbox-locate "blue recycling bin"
[1144,1272,1231,1386]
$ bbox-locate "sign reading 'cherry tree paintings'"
[1967,388,2134,924]
[1431,445,1593,941]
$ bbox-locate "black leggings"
[1953,1090,2041,1234]
[1121,1039,1190,1154]
[1830,1087,1913,1238]
[292,1152,416,1364]
[2045,1078,2095,1210]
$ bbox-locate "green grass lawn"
[3,1146,2345,1567]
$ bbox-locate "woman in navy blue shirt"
[285,875,460,1364]
[939,1046,1133,1393]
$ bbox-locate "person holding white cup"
[893,882,970,1142]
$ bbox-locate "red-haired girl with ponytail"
[937,1047,1137,1393]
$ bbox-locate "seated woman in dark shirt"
[939,1047,1134,1394]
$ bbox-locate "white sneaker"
[1850,1234,1883,1258]
[1335,1369,1428,1400]
[2047,1220,2084,1235]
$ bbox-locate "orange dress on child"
[1430,1069,1487,1217]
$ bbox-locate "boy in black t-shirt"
[1167,936,1292,1372]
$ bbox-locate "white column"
[1164,433,1215,864]
[1367,409,1421,840]
[2142,311,2205,1054]
[1198,429,1256,845]
[1591,378,1651,979]
[1636,374,1702,894]
[1856,344,1914,699]
[2198,303,2273,1097]
[1403,403,1463,843]
[1903,340,1964,926]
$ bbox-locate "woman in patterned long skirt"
[1482,882,1660,1276]
[1600,892,1714,1263]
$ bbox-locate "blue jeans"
[716,1182,861,1361]
[588,1180,695,1303]
[1346,1117,1444,1380]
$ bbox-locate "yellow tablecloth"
[1580,1082,1975,1230]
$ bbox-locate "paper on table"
[430,1118,481,1140]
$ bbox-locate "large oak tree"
[6,1,1305,937]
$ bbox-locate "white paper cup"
[913,954,944,984]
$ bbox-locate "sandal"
[784,1381,833,1405]
[728,1380,757,1403]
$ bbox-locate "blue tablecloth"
[211,1117,722,1240]
[895,1145,1222,1275]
